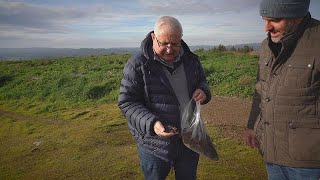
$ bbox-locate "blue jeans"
[137,144,199,180]
[266,163,320,180]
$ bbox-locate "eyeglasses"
[155,36,181,49]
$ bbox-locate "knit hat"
[260,0,310,18]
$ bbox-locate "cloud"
[0,0,263,48]
[0,1,115,32]
[0,0,126,48]
[139,0,259,15]
[0,2,73,30]
[1,0,319,48]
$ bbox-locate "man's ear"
[293,17,304,25]
[151,33,155,40]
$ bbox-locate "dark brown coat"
[248,14,320,168]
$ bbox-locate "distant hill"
[0,48,139,61]
[0,43,260,61]
[225,43,260,50]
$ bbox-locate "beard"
[270,20,300,43]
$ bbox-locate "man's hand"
[245,128,258,148]
[153,121,178,137]
[192,89,207,104]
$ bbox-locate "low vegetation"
[0,50,266,179]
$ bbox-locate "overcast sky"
[1,0,320,48]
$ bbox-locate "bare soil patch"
[202,96,253,143]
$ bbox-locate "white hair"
[154,16,183,37]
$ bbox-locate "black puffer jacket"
[118,32,211,161]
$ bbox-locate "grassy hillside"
[0,51,266,179]
[0,51,258,113]
[0,54,129,114]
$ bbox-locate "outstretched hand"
[154,121,178,137]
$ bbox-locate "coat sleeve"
[247,66,262,129]
[118,58,158,136]
[197,60,212,105]
[247,89,261,129]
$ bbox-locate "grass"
[0,54,129,112]
[0,51,266,179]
[196,50,258,98]
[0,103,266,179]
[0,104,142,179]
[0,50,258,113]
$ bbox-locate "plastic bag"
[181,99,219,161]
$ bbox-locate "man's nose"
[165,45,173,53]
[265,21,273,32]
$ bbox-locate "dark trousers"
[138,144,199,180]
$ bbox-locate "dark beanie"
[260,0,310,18]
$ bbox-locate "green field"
[0,50,266,179]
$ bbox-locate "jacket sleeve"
[197,59,212,105]
[118,57,158,136]
[247,67,262,129]
[247,89,261,129]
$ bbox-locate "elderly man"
[245,0,320,179]
[118,16,212,180]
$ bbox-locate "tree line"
[196,44,255,53]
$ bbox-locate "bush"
[0,75,13,87]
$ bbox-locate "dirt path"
[1,96,254,142]
[0,108,62,124]
[201,96,253,142]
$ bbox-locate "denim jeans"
[137,144,199,180]
[266,163,320,180]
